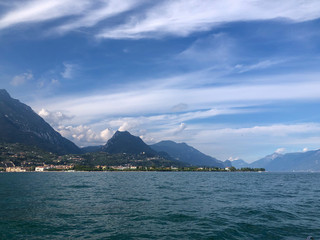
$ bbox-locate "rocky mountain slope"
[0,89,81,155]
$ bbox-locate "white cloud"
[54,0,141,34]
[98,0,320,39]
[38,108,73,126]
[0,0,142,35]
[57,125,114,146]
[2,0,320,39]
[0,0,90,30]
[38,108,115,145]
[173,122,187,135]
[11,72,33,86]
[234,60,285,73]
[61,63,77,79]
[275,148,286,154]
[41,107,244,146]
[118,121,137,132]
[85,107,250,137]
[100,128,114,141]
[33,79,320,124]
[196,123,320,137]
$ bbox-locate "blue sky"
[1,0,320,162]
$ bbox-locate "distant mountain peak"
[110,130,138,141]
[102,130,156,155]
[114,130,131,136]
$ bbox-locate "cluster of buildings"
[2,164,74,172]
[2,164,140,172]
[107,164,137,170]
[34,165,74,171]
[5,166,27,172]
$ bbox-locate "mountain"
[249,153,282,169]
[224,160,233,168]
[150,140,226,168]
[248,150,320,172]
[102,130,157,155]
[0,89,81,155]
[231,159,250,168]
[82,145,103,153]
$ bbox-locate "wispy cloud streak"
[98,0,320,39]
[54,0,141,34]
[0,0,90,29]
[36,80,320,122]
[1,0,320,38]
[0,0,141,32]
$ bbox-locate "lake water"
[0,172,319,239]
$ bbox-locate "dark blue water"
[0,172,319,239]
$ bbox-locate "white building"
[35,166,45,172]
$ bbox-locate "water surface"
[0,172,319,239]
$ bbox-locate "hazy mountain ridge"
[231,150,320,172]
[150,140,226,168]
[81,145,103,153]
[249,153,283,169]
[230,159,250,169]
[250,150,320,172]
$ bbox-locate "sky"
[1,0,320,162]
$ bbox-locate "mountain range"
[231,150,320,172]
[1,89,320,171]
[0,89,227,167]
[83,130,226,167]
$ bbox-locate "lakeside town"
[0,143,265,173]
[2,164,265,172]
